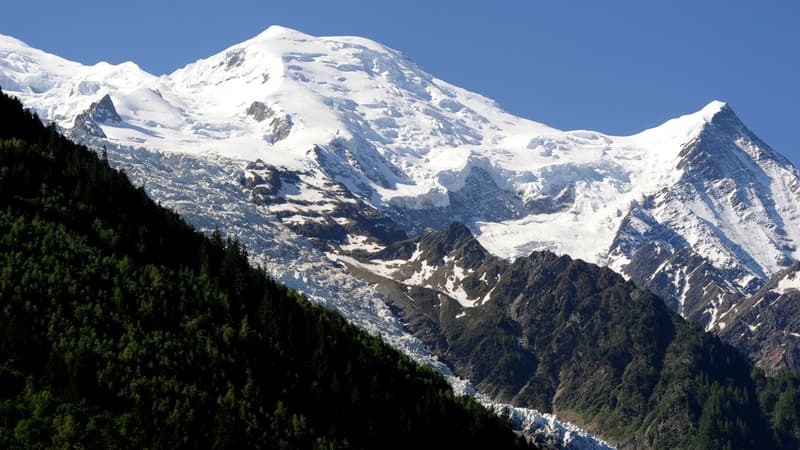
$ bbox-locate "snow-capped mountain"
[4,27,796,297]
[609,104,800,331]
[0,28,621,448]
[2,22,799,417]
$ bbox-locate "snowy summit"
[2,26,800,332]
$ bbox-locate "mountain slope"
[341,223,800,449]
[718,263,800,373]
[609,105,800,331]
[0,90,536,449]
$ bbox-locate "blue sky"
[2,1,798,164]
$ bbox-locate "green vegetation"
[0,90,533,449]
[384,226,800,449]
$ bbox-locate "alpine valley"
[3,26,800,448]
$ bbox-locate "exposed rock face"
[246,101,293,143]
[719,262,800,374]
[242,159,287,204]
[72,94,122,138]
[246,101,272,122]
[240,159,407,247]
[267,116,292,143]
[623,239,747,325]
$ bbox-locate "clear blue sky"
[2,1,798,164]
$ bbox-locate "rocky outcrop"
[246,101,293,143]
[718,263,800,373]
[72,94,122,138]
[240,159,407,247]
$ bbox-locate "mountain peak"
[697,99,729,121]
[418,222,486,264]
[700,99,727,113]
[441,221,475,243]
[251,25,313,42]
[672,100,733,133]
[701,100,748,131]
